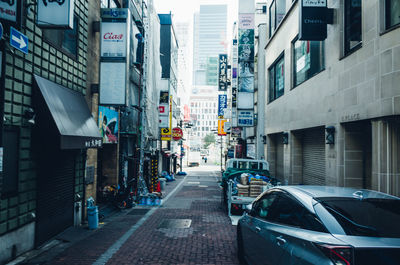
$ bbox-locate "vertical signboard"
[218,54,228,91]
[218,94,227,118]
[299,0,328,40]
[98,106,119,144]
[101,22,128,57]
[237,8,255,127]
[218,119,227,136]
[37,0,75,28]
[99,8,130,106]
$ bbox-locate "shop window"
[386,0,400,29]
[268,53,285,102]
[344,0,362,55]
[269,0,286,38]
[43,16,79,59]
[1,126,19,198]
[293,38,325,87]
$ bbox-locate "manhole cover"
[158,219,192,229]
[128,209,150,215]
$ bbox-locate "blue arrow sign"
[10,27,28,54]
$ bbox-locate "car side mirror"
[244,204,253,215]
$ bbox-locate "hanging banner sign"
[299,0,327,40]
[218,119,227,136]
[218,54,228,91]
[218,94,227,118]
[37,0,75,28]
[101,22,127,58]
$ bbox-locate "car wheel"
[237,226,247,265]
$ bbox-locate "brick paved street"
[16,166,239,265]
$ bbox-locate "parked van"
[226,158,269,171]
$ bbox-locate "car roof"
[279,185,400,200]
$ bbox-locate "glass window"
[268,193,327,232]
[293,39,325,86]
[319,197,400,237]
[344,0,362,54]
[269,1,276,38]
[386,0,400,29]
[238,161,247,169]
[253,192,279,219]
[43,16,78,58]
[269,0,286,38]
[269,54,284,102]
[249,162,259,170]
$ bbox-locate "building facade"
[263,0,400,196]
[0,0,102,262]
[193,5,228,86]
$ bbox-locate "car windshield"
[318,197,400,237]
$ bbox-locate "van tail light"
[314,244,353,265]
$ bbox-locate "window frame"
[385,0,400,30]
[268,52,285,103]
[343,0,362,56]
[42,15,79,60]
[292,36,325,88]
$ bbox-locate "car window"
[253,192,279,219]
[267,193,327,232]
[238,161,247,169]
[233,161,237,168]
[249,162,259,170]
[318,197,400,237]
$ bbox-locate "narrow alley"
[15,166,239,265]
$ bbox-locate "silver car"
[237,186,400,265]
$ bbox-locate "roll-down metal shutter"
[276,136,284,180]
[36,150,75,246]
[302,128,326,185]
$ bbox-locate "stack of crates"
[150,157,159,192]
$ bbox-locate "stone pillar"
[371,119,400,196]
[267,135,276,178]
[290,132,302,184]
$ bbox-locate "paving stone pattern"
[20,169,239,265]
[106,171,239,265]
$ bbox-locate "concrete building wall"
[0,0,90,262]
[264,0,400,196]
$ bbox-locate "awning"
[34,75,102,149]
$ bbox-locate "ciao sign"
[172,127,183,141]
[37,0,75,28]
[101,22,127,57]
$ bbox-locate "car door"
[266,193,330,265]
[242,191,280,265]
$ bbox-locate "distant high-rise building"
[193,4,227,87]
